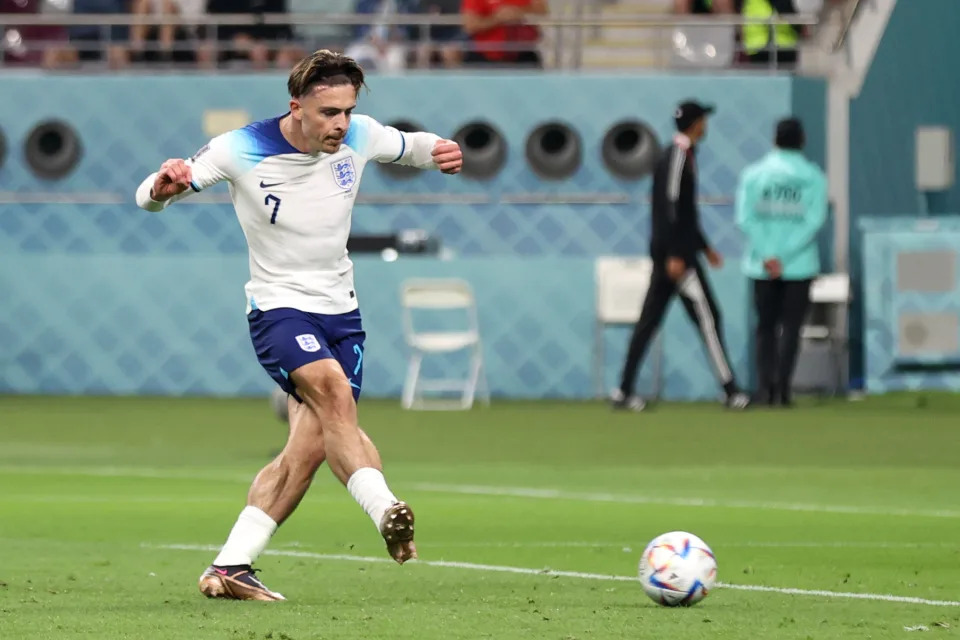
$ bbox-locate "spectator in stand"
[345,0,420,73]
[741,0,804,66]
[287,0,354,53]
[66,0,130,68]
[416,0,463,68]
[202,0,303,69]
[461,0,546,68]
[674,0,734,13]
[1,0,71,68]
[130,0,205,64]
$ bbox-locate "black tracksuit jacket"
[648,138,710,265]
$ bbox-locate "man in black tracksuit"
[611,100,749,412]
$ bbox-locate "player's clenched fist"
[151,158,194,201]
[431,140,462,175]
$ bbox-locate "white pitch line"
[363,540,956,551]
[411,482,960,519]
[405,541,636,549]
[724,541,959,550]
[155,544,960,608]
[0,495,238,504]
[4,464,958,519]
[3,465,958,519]
[0,465,252,484]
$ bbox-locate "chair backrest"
[595,256,653,324]
[401,278,476,310]
[810,273,851,303]
[400,278,478,344]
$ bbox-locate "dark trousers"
[463,49,542,68]
[619,261,737,397]
[746,49,798,67]
[752,278,812,403]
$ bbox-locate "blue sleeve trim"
[391,131,406,163]
[343,116,369,156]
[189,181,201,192]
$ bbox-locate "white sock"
[347,467,398,528]
[212,506,278,567]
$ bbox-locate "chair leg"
[401,352,422,410]
[594,321,604,399]
[462,347,483,409]
[477,354,491,406]
[831,339,843,397]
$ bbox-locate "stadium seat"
[399,278,490,410]
[593,256,663,399]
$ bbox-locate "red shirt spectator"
[0,0,69,66]
[461,0,546,63]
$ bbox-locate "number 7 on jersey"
[264,194,281,224]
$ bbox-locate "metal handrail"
[1,11,821,72]
[1,12,821,28]
[833,0,864,52]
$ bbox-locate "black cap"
[674,100,715,132]
[775,117,805,149]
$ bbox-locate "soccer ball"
[638,531,717,607]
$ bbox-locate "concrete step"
[590,26,667,40]
[597,3,673,19]
[586,36,667,49]
[579,0,694,70]
[603,0,673,10]
[582,47,665,68]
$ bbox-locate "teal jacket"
[735,149,828,281]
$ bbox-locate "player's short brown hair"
[287,50,366,98]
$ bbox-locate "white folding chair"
[400,278,490,410]
[593,256,663,399]
[798,273,851,395]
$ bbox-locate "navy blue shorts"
[248,307,366,403]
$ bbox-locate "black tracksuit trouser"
[619,260,737,397]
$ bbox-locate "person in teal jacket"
[736,117,827,407]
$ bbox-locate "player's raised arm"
[358,115,462,175]
[134,134,237,212]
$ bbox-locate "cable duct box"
[916,126,955,191]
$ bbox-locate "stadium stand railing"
[0,7,824,72]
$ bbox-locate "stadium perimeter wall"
[0,73,825,400]
[846,0,960,387]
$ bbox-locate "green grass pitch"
[1,393,959,639]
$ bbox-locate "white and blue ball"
[638,531,717,607]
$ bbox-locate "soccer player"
[736,117,827,407]
[134,50,463,601]
[611,100,750,412]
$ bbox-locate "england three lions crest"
[332,157,356,190]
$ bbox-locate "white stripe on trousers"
[666,145,686,205]
[678,270,733,384]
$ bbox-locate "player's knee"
[299,366,353,413]
[316,371,353,404]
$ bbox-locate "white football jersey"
[135,114,441,315]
